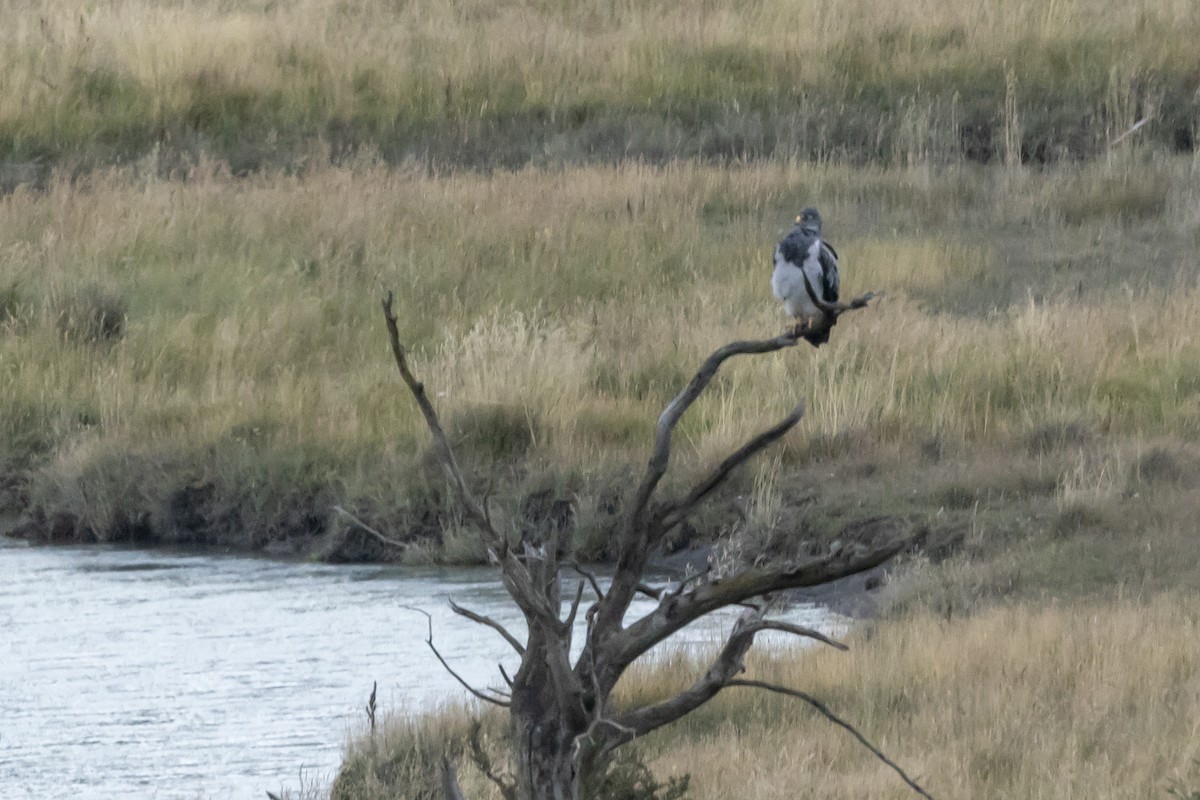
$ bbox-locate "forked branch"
[658,401,806,532]
[403,605,511,708]
[607,539,909,670]
[595,331,813,641]
[610,607,846,742]
[627,332,807,530]
[802,273,879,319]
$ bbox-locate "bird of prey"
[771,206,840,346]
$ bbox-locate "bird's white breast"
[771,240,825,319]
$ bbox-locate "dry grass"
[2,152,1198,547]
[2,0,1197,167]
[4,1,1198,794]
[339,597,1200,799]
[632,597,1200,799]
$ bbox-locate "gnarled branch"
[403,605,511,708]
[595,331,809,643]
[658,401,806,532]
[606,540,908,673]
[608,608,848,744]
[382,291,499,543]
[626,331,806,531]
[800,273,879,345]
[332,505,410,550]
[448,597,526,656]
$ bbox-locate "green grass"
[3,3,1199,797]
[2,153,1199,565]
[1,0,1197,171]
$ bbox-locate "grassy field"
[336,597,1200,799]
[2,0,1198,174]
[2,0,1200,796]
[2,153,1198,571]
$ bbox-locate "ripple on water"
[0,545,840,800]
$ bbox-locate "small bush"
[54,285,126,343]
[332,712,477,800]
[1130,446,1191,487]
[449,403,539,461]
[0,282,25,329]
[1052,502,1112,536]
[591,749,691,800]
[1027,420,1092,455]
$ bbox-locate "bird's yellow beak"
[795,215,803,223]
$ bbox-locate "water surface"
[0,541,835,799]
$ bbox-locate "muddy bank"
[2,458,962,620]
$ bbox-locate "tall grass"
[2,152,1198,546]
[633,597,1200,799]
[2,0,1197,169]
[338,597,1200,799]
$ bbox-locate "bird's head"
[795,207,822,233]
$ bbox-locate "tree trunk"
[379,291,928,800]
[511,676,587,800]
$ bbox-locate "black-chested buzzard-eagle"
[771,206,841,346]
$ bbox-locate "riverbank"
[3,154,1199,609]
[335,596,1200,800]
[4,3,1199,796]
[5,0,1200,580]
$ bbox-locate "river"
[0,539,838,799]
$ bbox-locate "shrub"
[54,285,126,343]
[0,282,24,328]
[449,403,539,461]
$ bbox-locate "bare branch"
[636,582,665,600]
[563,579,586,633]
[727,679,937,800]
[499,553,562,629]
[448,597,526,656]
[469,720,518,800]
[801,272,879,321]
[332,505,409,550]
[658,401,806,531]
[667,565,711,599]
[402,605,511,708]
[756,619,847,651]
[627,331,805,529]
[606,539,908,672]
[596,330,807,642]
[609,607,763,743]
[608,610,846,744]
[801,271,878,317]
[569,561,605,601]
[439,755,468,800]
[382,291,497,539]
[365,680,378,736]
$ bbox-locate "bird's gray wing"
[818,241,840,302]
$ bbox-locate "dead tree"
[381,290,925,800]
